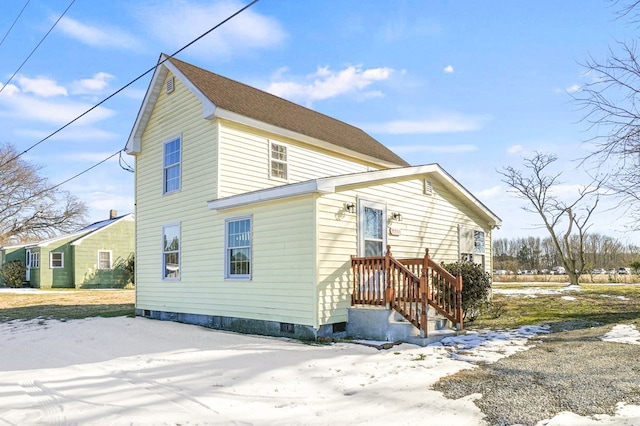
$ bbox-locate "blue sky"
[0,0,638,245]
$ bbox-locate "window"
[30,252,39,268]
[162,224,180,279]
[50,252,64,268]
[163,137,181,193]
[459,226,485,266]
[358,199,387,257]
[98,251,112,270]
[269,142,287,180]
[225,217,252,279]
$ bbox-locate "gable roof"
[126,54,409,168]
[207,164,502,227]
[11,213,134,248]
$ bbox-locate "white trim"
[207,164,502,227]
[214,109,402,169]
[50,252,64,269]
[224,215,252,280]
[97,250,113,270]
[125,54,216,154]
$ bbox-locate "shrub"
[0,260,27,288]
[441,261,492,322]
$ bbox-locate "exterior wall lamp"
[391,212,403,221]
[344,202,356,213]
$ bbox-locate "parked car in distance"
[591,268,606,275]
[618,267,631,275]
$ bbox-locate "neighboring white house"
[125,54,501,340]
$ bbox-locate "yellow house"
[125,54,501,342]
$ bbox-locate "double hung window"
[50,252,64,268]
[459,226,486,266]
[225,217,252,279]
[162,224,180,279]
[98,251,112,270]
[163,137,181,193]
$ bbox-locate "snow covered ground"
[1,316,639,425]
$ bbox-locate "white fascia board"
[213,108,404,169]
[125,54,216,154]
[208,181,335,211]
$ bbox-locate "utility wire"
[0,0,260,171]
[2,0,260,193]
[0,0,31,48]
[0,0,76,96]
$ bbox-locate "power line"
[0,0,260,171]
[2,0,261,194]
[0,0,76,96]
[0,0,31,48]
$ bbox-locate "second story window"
[269,142,287,180]
[164,137,181,193]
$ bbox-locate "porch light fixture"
[391,212,403,221]
[344,202,356,213]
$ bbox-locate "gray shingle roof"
[166,56,409,167]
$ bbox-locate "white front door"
[358,199,387,257]
[25,249,31,281]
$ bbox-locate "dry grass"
[0,289,135,322]
[470,284,640,331]
[493,274,639,284]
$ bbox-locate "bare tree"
[498,152,603,285]
[0,143,87,245]
[573,2,640,228]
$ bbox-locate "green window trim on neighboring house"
[50,252,64,268]
[97,250,112,270]
[162,223,180,280]
[163,136,181,194]
[225,216,252,280]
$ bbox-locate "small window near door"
[30,252,39,268]
[98,251,112,270]
[50,252,64,268]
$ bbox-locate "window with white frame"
[50,252,64,268]
[459,225,485,267]
[163,137,181,193]
[97,251,112,270]
[30,252,39,268]
[162,224,180,279]
[225,217,252,279]
[269,142,287,180]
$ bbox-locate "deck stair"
[349,246,463,346]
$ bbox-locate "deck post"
[419,248,429,336]
[384,245,393,308]
[456,272,464,329]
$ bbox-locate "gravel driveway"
[433,323,640,426]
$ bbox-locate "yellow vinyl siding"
[316,176,493,324]
[135,72,219,312]
[217,121,378,198]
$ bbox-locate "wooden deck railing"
[351,246,463,335]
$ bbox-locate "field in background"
[493,273,639,284]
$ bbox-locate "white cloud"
[57,16,143,50]
[364,113,488,134]
[266,66,394,105]
[391,144,478,154]
[139,0,286,60]
[507,144,523,154]
[443,65,454,73]
[0,89,115,126]
[16,76,67,97]
[565,84,581,93]
[71,72,114,95]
